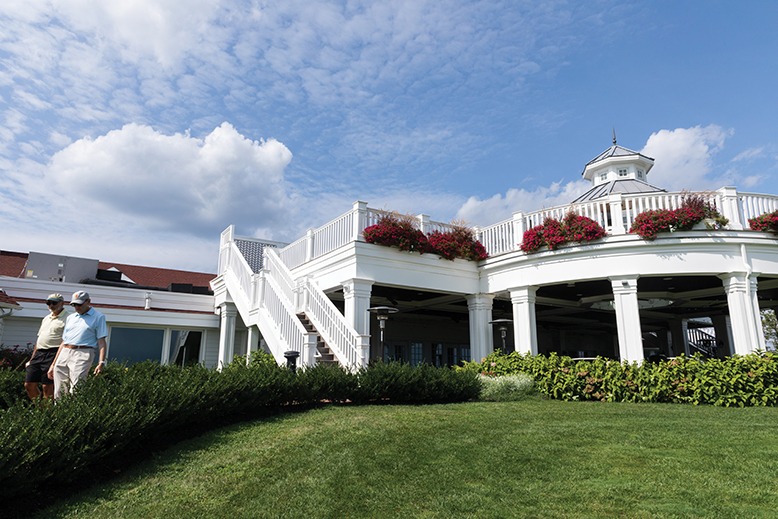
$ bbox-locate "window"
[169,330,202,366]
[599,172,608,181]
[637,169,644,179]
[410,342,423,366]
[109,327,164,365]
[618,168,628,177]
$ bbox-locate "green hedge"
[463,351,778,406]
[0,357,480,507]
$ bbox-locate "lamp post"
[367,306,399,355]
[489,318,513,352]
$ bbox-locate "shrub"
[749,210,778,234]
[353,361,481,404]
[427,225,489,261]
[630,193,728,240]
[520,213,607,253]
[365,214,488,261]
[363,213,428,253]
[479,373,535,401]
[462,351,778,406]
[0,343,33,371]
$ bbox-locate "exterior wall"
[1,317,38,348]
[1,275,220,366]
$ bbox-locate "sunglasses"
[46,301,61,306]
[71,302,84,307]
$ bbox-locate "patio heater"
[367,306,399,354]
[489,318,513,352]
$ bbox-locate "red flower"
[520,213,607,253]
[749,210,778,234]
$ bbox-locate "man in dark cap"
[24,293,68,399]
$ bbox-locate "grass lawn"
[37,398,778,518]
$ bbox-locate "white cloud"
[455,180,591,227]
[640,125,732,191]
[46,123,293,238]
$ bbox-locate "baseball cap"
[46,293,64,302]
[70,290,90,305]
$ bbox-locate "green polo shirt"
[36,309,69,350]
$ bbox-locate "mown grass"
[37,399,778,518]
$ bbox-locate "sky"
[1,1,777,274]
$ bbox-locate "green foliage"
[0,358,477,506]
[353,361,482,404]
[463,351,778,406]
[479,373,535,401]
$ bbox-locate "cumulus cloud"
[640,125,732,191]
[46,122,293,238]
[455,180,591,227]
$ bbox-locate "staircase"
[297,314,338,365]
[688,327,717,358]
[215,225,369,369]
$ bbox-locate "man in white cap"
[48,291,108,399]
[24,293,68,399]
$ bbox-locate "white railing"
[739,192,778,222]
[271,188,778,270]
[303,279,367,368]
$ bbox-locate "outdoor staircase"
[297,313,338,366]
[688,327,717,358]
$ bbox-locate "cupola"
[572,131,665,203]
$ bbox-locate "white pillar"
[510,286,538,355]
[246,325,260,365]
[610,276,644,362]
[720,273,765,355]
[711,314,734,357]
[608,193,625,235]
[466,294,495,362]
[217,302,237,370]
[717,187,743,230]
[343,278,373,336]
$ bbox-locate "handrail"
[272,189,778,271]
[303,278,365,368]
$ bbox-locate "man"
[24,293,68,399]
[48,290,108,399]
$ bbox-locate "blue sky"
[1,1,776,273]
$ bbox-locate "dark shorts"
[25,349,58,385]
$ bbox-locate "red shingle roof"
[1,250,215,290]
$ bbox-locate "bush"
[0,357,479,508]
[520,213,607,253]
[363,213,428,253]
[463,351,778,406]
[427,226,489,261]
[630,193,727,240]
[749,210,778,234]
[479,373,535,401]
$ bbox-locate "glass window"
[109,327,164,365]
[618,168,628,177]
[599,172,608,181]
[169,330,202,366]
[410,342,423,366]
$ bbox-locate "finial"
[612,128,617,145]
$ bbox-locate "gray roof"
[584,144,654,170]
[572,179,666,203]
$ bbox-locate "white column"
[246,325,260,365]
[717,187,743,230]
[353,200,368,242]
[510,286,538,355]
[466,294,495,362]
[610,276,644,362]
[512,212,525,252]
[711,315,734,356]
[720,273,764,355]
[608,193,625,235]
[343,278,374,335]
[217,302,237,370]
